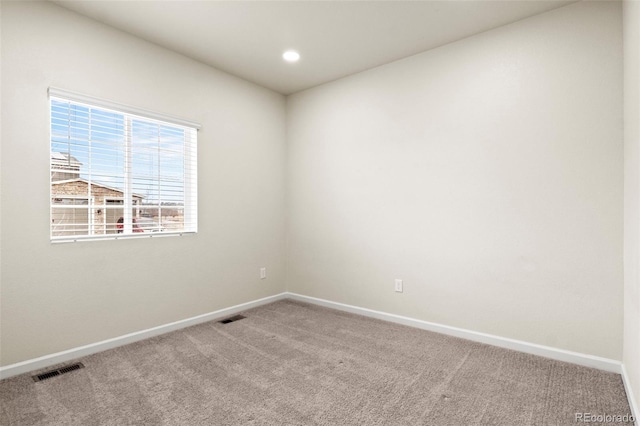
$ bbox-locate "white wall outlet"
[260,267,267,280]
[394,279,403,293]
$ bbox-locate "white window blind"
[49,89,198,242]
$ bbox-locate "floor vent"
[219,314,246,324]
[32,363,85,382]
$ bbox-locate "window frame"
[49,88,200,243]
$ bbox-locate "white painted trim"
[622,364,640,426]
[0,291,627,385]
[286,293,623,374]
[48,87,201,129]
[0,293,287,380]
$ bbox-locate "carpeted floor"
[0,300,633,425]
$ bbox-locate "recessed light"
[283,50,300,63]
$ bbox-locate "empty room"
[1,0,639,424]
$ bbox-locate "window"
[49,88,198,241]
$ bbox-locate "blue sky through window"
[51,99,186,206]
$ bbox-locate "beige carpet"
[0,300,633,425]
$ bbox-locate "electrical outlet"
[260,267,267,280]
[394,279,403,293]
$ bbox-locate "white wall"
[623,0,640,412]
[0,0,629,375]
[0,1,287,366]
[286,1,623,360]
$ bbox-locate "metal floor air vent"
[218,314,246,324]
[32,362,85,382]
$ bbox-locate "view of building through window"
[50,97,197,240]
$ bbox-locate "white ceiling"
[52,0,577,95]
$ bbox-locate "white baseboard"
[286,292,623,374]
[0,292,288,380]
[0,291,627,386]
[621,364,640,426]
[2,290,636,422]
